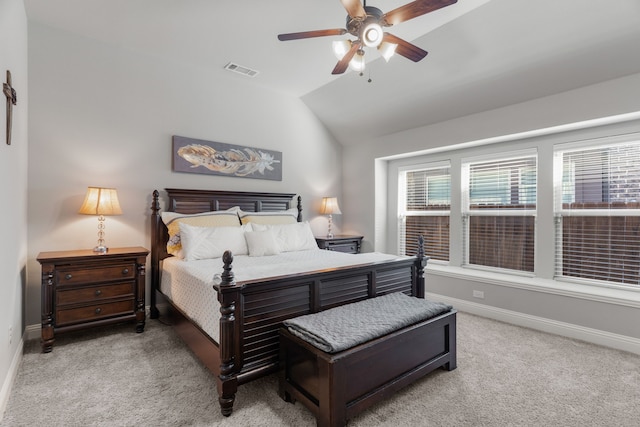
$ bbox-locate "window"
[554,138,640,287]
[462,152,537,273]
[399,163,450,260]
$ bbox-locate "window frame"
[398,161,451,262]
[461,149,538,275]
[553,134,640,288]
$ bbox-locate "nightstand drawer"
[56,300,135,326]
[56,263,136,285]
[315,235,363,254]
[56,282,135,306]
[326,242,359,253]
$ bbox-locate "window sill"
[426,264,640,309]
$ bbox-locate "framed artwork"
[172,135,282,181]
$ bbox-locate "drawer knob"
[65,274,73,280]
[95,307,102,315]
[122,268,129,275]
[95,289,102,296]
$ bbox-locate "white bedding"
[160,249,407,342]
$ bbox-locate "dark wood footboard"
[213,248,428,415]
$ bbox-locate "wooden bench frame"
[278,308,457,427]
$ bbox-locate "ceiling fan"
[277,0,458,75]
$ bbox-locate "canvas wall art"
[172,135,282,181]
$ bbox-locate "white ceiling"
[24,0,640,146]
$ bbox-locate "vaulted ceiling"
[24,0,640,145]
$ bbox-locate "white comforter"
[160,249,407,342]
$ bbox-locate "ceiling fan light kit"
[358,7,384,48]
[350,49,367,72]
[378,41,398,62]
[333,39,353,60]
[277,0,458,75]
[362,22,383,47]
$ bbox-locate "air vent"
[224,62,259,78]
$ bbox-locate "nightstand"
[315,235,363,254]
[37,246,149,353]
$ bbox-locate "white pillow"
[252,222,318,252]
[179,223,251,261]
[160,206,239,223]
[161,207,241,256]
[245,230,281,257]
[238,208,298,225]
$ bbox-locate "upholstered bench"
[278,292,457,427]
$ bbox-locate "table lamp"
[78,186,122,253]
[320,197,341,238]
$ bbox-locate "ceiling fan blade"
[382,0,457,26]
[332,42,360,75]
[383,33,428,62]
[339,0,366,18]
[278,28,347,41]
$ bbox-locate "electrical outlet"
[473,290,485,299]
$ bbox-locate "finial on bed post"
[220,250,234,287]
[217,250,239,416]
[150,190,161,319]
[151,189,160,215]
[296,195,302,222]
[415,235,429,299]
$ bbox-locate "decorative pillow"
[238,208,298,225]
[252,222,318,252]
[244,230,281,257]
[179,223,251,261]
[161,208,241,256]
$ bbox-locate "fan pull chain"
[360,68,372,83]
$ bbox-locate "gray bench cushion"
[283,292,452,353]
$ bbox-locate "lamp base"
[326,214,334,239]
[93,245,108,253]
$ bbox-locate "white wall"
[25,23,343,328]
[0,0,28,418]
[342,73,640,349]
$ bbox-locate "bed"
[149,188,429,416]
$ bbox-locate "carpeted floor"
[2,312,639,426]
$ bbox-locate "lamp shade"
[78,187,122,216]
[378,41,397,62]
[349,50,366,72]
[320,197,342,215]
[332,40,352,60]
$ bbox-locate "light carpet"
[2,312,639,426]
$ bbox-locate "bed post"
[414,235,429,299]
[216,250,240,416]
[296,195,302,222]
[150,190,161,319]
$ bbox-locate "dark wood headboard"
[149,188,302,318]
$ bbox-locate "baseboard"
[428,293,640,355]
[24,323,40,342]
[0,336,24,421]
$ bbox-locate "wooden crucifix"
[3,70,17,145]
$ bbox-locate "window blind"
[399,166,450,260]
[463,154,537,272]
[554,141,640,286]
